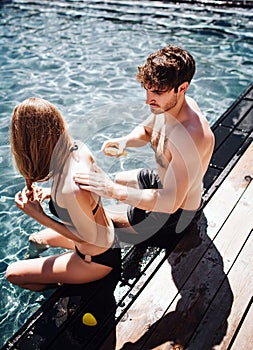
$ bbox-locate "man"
[74,44,214,247]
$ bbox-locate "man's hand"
[74,163,116,199]
[101,137,128,157]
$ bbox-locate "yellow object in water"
[82,312,97,326]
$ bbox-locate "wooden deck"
[112,143,253,350]
[2,83,253,350]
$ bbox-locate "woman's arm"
[15,187,83,242]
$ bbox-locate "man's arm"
[74,125,205,214]
[102,115,154,156]
[74,165,182,214]
[121,125,206,212]
[110,142,202,213]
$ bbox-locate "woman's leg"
[6,251,112,291]
[29,228,75,250]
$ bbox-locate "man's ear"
[178,82,189,94]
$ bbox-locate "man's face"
[144,86,178,114]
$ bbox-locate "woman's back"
[51,141,114,254]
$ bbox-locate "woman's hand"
[15,186,47,224]
[21,184,51,203]
[34,186,51,203]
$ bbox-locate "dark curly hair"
[136,44,195,93]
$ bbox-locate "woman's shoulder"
[73,140,94,162]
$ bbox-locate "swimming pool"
[0,0,252,347]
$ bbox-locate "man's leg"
[114,168,141,188]
[105,204,136,233]
[106,168,142,232]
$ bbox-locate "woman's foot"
[28,233,49,258]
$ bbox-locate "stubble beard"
[150,94,178,115]
[163,94,178,113]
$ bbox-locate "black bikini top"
[49,143,101,224]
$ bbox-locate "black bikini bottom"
[75,238,121,269]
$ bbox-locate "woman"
[6,97,121,291]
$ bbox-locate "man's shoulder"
[188,117,214,145]
[186,95,199,109]
[183,98,212,138]
[170,112,213,151]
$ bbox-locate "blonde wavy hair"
[10,97,72,186]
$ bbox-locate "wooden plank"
[237,107,253,132]
[210,130,248,169]
[135,181,253,349]
[210,83,253,130]
[209,179,253,272]
[230,300,253,350]
[221,99,252,129]
[189,231,253,350]
[203,142,253,240]
[115,261,176,349]
[114,244,230,349]
[109,144,253,349]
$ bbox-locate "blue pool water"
[0,0,252,346]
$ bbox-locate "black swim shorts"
[126,168,203,246]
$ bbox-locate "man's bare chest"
[150,124,172,169]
